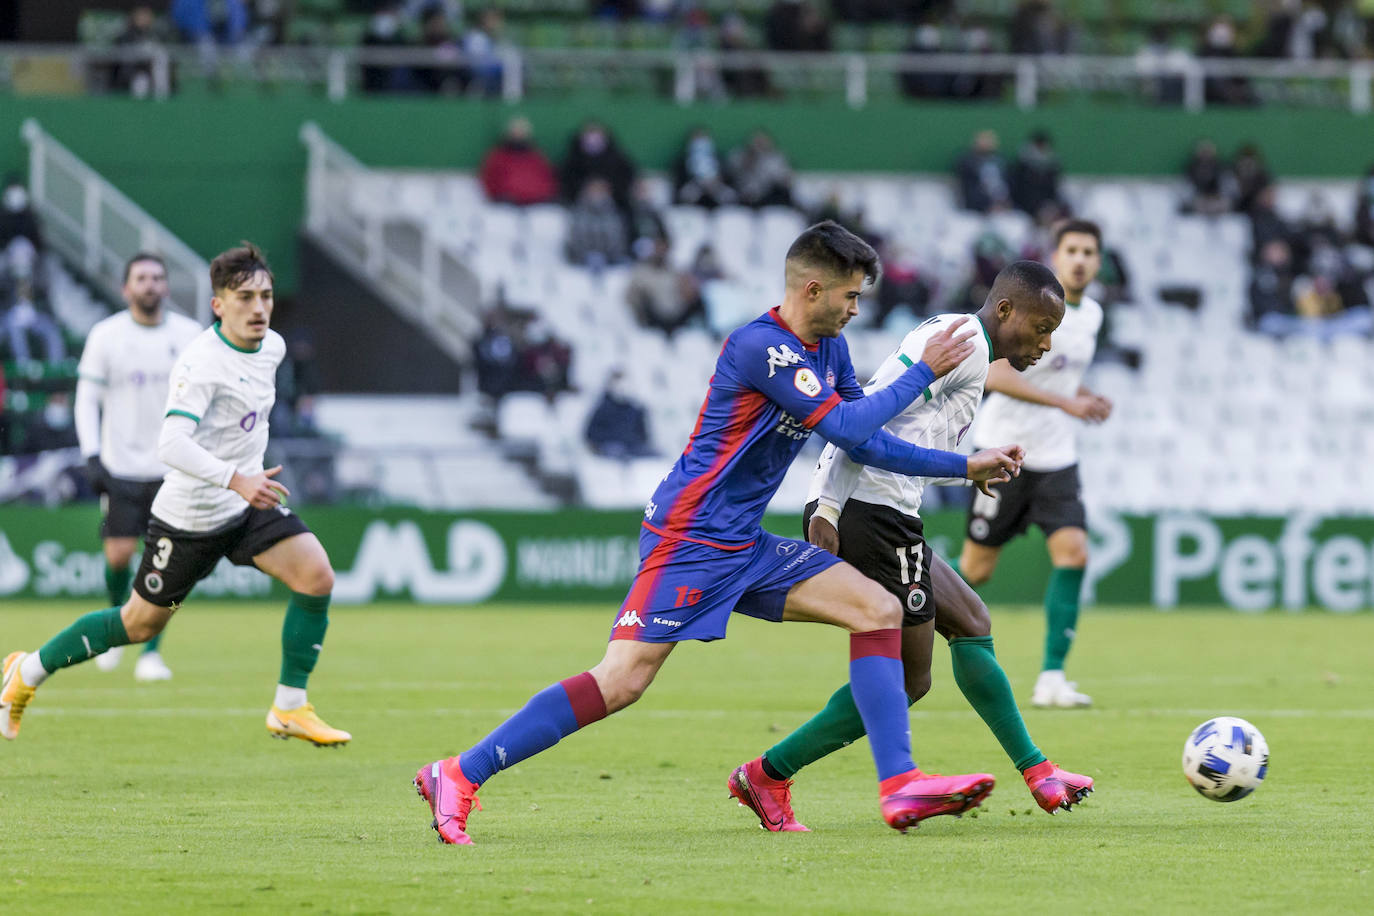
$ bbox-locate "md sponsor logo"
[334,520,507,603]
[1154,513,1374,611]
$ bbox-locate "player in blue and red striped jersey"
[413,221,1022,845]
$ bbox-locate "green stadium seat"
[77,10,128,47]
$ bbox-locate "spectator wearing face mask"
[561,121,638,212]
[0,176,41,253]
[565,178,630,267]
[1355,165,1374,248]
[674,127,737,210]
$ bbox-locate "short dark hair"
[785,220,881,287]
[1053,218,1102,251]
[992,259,1065,308]
[123,251,166,284]
[210,242,273,293]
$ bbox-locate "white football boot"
[94,645,125,672]
[134,651,173,682]
[1031,669,1092,708]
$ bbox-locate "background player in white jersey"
[730,261,1094,833]
[75,252,201,682]
[957,219,1113,709]
[2,244,349,747]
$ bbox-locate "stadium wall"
[2,97,1370,293]
[1,507,1371,611]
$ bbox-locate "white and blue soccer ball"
[1182,717,1269,802]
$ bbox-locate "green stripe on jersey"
[896,353,932,400]
[166,409,201,423]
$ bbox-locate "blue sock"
[849,629,916,784]
[460,671,607,786]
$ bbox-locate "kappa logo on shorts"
[616,610,645,627]
[906,586,928,614]
[776,541,799,556]
[969,518,991,540]
[765,344,804,378]
[144,572,164,595]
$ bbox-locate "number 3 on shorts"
[894,543,923,585]
[152,536,174,570]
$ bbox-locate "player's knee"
[299,562,335,596]
[859,586,902,631]
[601,670,654,713]
[948,602,992,639]
[960,563,993,587]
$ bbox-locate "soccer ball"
[1182,717,1269,802]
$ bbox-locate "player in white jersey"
[75,252,201,682]
[958,219,1113,709]
[730,262,1094,833]
[2,244,349,747]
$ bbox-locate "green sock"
[1043,567,1086,672]
[37,607,131,673]
[104,563,132,606]
[142,631,164,654]
[764,683,918,780]
[279,592,330,689]
[949,636,1045,772]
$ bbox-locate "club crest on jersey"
[766,344,804,378]
[1051,354,1068,370]
[144,572,164,595]
[239,411,257,432]
[793,367,822,398]
[825,369,836,387]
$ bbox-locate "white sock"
[274,685,307,711]
[20,652,50,687]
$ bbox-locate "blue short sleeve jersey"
[641,307,863,551]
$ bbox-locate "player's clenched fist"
[229,465,291,510]
[966,446,1024,498]
[919,316,977,378]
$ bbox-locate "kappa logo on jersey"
[793,367,822,398]
[616,610,645,627]
[765,344,804,378]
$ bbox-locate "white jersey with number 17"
[809,313,993,519]
[971,294,1102,473]
[151,323,284,533]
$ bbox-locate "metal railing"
[20,119,211,323]
[2,42,1372,112]
[299,122,481,361]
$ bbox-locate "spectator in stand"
[764,0,831,51]
[585,369,656,459]
[360,2,413,93]
[416,6,469,95]
[463,7,512,98]
[625,180,669,260]
[1183,139,1230,216]
[474,304,524,400]
[899,22,952,100]
[561,121,637,212]
[626,238,706,336]
[479,117,558,206]
[956,130,1012,214]
[674,127,737,209]
[171,0,251,77]
[1231,143,1272,214]
[1251,239,1297,329]
[960,226,1013,312]
[565,178,630,267]
[590,0,640,19]
[2,277,67,364]
[0,176,41,253]
[1249,184,1292,256]
[1009,0,1065,54]
[727,130,794,209]
[111,6,165,98]
[1199,16,1254,106]
[1010,130,1064,218]
[521,318,572,399]
[870,243,934,329]
[1136,24,1188,106]
[1355,165,1374,248]
[719,12,771,98]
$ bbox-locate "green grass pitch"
[1,602,1371,914]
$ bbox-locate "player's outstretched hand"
[230,465,290,510]
[966,446,1022,498]
[1088,393,1113,422]
[1063,394,1110,423]
[918,317,977,378]
[807,514,840,554]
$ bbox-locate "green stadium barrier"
[0,506,1370,610]
[3,96,1371,294]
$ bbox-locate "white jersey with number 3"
[76,310,203,480]
[151,324,284,532]
[809,313,993,519]
[971,295,1102,472]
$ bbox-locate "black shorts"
[132,506,311,607]
[965,463,1086,548]
[804,499,936,626]
[100,477,163,539]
